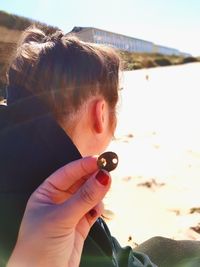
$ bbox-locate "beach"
[104,62,200,248]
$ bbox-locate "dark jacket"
[0,95,156,267]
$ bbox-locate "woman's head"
[8,26,121,155]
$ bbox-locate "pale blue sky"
[1,0,200,55]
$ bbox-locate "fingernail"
[95,170,109,186]
[89,208,97,218]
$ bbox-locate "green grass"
[119,51,200,71]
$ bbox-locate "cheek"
[109,112,117,136]
[98,132,112,154]
[98,110,117,153]
[104,127,114,148]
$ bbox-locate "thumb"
[64,169,111,223]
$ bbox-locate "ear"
[92,99,107,134]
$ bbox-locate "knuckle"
[80,184,96,205]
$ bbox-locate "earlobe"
[93,99,105,134]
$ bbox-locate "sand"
[104,62,200,248]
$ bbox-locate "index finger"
[46,156,99,191]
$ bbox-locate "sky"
[1,0,200,56]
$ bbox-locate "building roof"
[70,26,153,44]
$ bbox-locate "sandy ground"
[104,62,200,249]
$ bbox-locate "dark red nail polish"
[95,170,109,186]
[89,209,97,218]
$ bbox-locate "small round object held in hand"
[97,151,118,172]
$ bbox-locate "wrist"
[7,241,67,267]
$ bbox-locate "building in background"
[69,26,189,57]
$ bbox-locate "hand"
[7,156,111,267]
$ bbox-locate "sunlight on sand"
[105,63,200,248]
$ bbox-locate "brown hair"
[8,26,120,124]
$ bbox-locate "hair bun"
[43,31,64,43]
[20,27,46,44]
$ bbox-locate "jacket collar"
[5,87,51,126]
[6,84,33,106]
